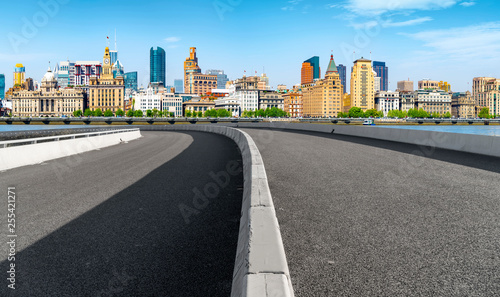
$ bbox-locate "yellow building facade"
[13,63,25,86]
[88,47,124,112]
[183,47,217,95]
[350,58,374,111]
[302,55,343,117]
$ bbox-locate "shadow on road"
[1,132,243,297]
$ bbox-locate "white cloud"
[351,17,432,29]
[460,1,476,7]
[282,0,304,12]
[407,22,500,60]
[164,37,180,43]
[346,0,458,16]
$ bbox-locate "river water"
[379,125,500,136]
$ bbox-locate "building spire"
[326,54,338,75]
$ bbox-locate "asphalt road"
[0,131,243,296]
[242,128,500,297]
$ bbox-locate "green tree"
[94,108,103,117]
[431,112,440,118]
[337,112,347,118]
[126,109,134,117]
[73,109,82,117]
[116,109,124,117]
[204,109,217,117]
[104,109,114,117]
[348,107,364,118]
[134,110,143,117]
[84,108,93,117]
[169,112,175,117]
[364,109,378,118]
[185,110,192,117]
[197,111,203,117]
[152,108,159,117]
[146,109,153,117]
[478,107,490,119]
[216,109,231,117]
[256,109,266,117]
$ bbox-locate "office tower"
[14,64,25,86]
[88,47,125,112]
[174,79,184,93]
[112,60,124,78]
[301,56,320,85]
[397,80,414,92]
[372,61,388,91]
[337,64,347,93]
[124,72,138,91]
[150,46,166,84]
[0,74,5,100]
[205,69,229,89]
[473,77,500,115]
[351,58,375,111]
[109,50,118,65]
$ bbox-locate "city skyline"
[1,0,500,92]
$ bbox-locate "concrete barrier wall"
[213,122,500,158]
[0,130,141,171]
[139,125,294,297]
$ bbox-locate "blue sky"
[1,0,499,92]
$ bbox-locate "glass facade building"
[110,50,118,66]
[205,69,229,89]
[0,74,5,100]
[305,56,320,80]
[174,79,184,93]
[337,64,347,93]
[124,72,138,91]
[373,61,388,91]
[150,47,166,84]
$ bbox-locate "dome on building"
[42,67,55,82]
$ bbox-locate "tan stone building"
[10,67,84,117]
[258,91,284,110]
[472,77,500,115]
[418,79,439,90]
[184,47,217,95]
[451,91,476,118]
[342,93,351,113]
[183,97,215,116]
[88,47,125,112]
[226,74,269,91]
[283,92,303,117]
[414,89,452,115]
[397,80,414,92]
[302,55,344,117]
[350,58,374,111]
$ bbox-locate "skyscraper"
[183,47,217,95]
[351,58,375,111]
[372,61,388,91]
[174,79,184,93]
[0,74,5,100]
[337,64,347,93]
[150,47,166,84]
[124,72,138,91]
[301,56,320,85]
[14,64,25,86]
[205,69,229,89]
[109,50,118,66]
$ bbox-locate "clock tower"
[101,47,113,80]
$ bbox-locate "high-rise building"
[150,46,166,84]
[14,64,25,86]
[124,72,138,91]
[451,91,476,118]
[283,92,302,117]
[88,47,125,112]
[301,56,320,85]
[372,61,388,91]
[174,79,184,93]
[112,60,124,78]
[109,50,118,66]
[351,58,375,111]
[55,61,101,88]
[0,74,5,100]
[183,47,217,95]
[205,69,229,89]
[397,80,414,92]
[374,72,381,92]
[302,54,343,117]
[337,64,347,93]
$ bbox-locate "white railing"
[0,128,140,149]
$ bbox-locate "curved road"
[242,128,500,297]
[0,131,243,296]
